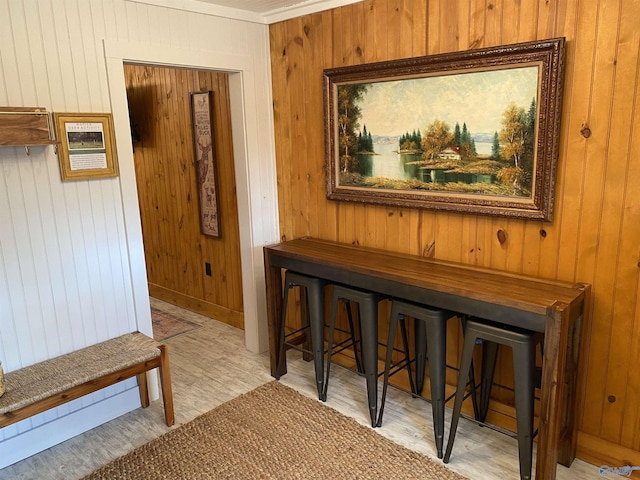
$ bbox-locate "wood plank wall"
[124,65,244,328]
[269,0,640,468]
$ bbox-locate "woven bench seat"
[0,332,174,429]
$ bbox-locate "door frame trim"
[104,39,279,354]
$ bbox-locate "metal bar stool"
[275,271,360,400]
[322,284,385,427]
[444,317,539,480]
[377,299,456,459]
[476,332,543,424]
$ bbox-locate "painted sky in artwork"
[356,65,540,138]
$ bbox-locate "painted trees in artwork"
[458,122,477,161]
[421,120,454,160]
[399,130,422,152]
[337,84,369,172]
[497,99,536,193]
[358,124,374,153]
[491,132,501,160]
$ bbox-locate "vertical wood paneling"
[304,13,326,242]
[484,0,502,47]
[201,71,244,312]
[348,4,365,249]
[124,64,244,326]
[289,17,311,239]
[111,0,128,41]
[124,1,140,43]
[78,0,105,110]
[269,0,640,465]
[411,0,427,58]
[383,0,405,256]
[50,0,80,109]
[320,10,339,241]
[362,3,384,252]
[555,2,595,286]
[38,2,65,110]
[99,0,119,40]
[576,0,621,438]
[65,1,94,110]
[272,21,295,242]
[468,0,485,49]
[598,0,640,444]
[0,6,19,105]
[88,1,112,110]
[335,5,357,247]
[619,37,640,451]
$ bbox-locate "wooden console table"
[263,237,590,480]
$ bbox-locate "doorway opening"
[104,41,277,354]
[124,64,244,330]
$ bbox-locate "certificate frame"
[54,112,119,181]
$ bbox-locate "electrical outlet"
[205,262,212,276]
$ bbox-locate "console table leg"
[264,251,283,378]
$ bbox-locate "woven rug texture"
[82,381,468,480]
[151,307,201,341]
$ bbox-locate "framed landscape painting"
[324,37,565,221]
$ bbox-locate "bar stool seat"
[276,270,360,400]
[444,318,539,480]
[377,299,455,459]
[323,284,387,427]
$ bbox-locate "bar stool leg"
[398,316,416,395]
[376,302,400,427]
[414,319,427,396]
[479,340,500,423]
[344,300,364,374]
[459,315,480,420]
[321,288,341,402]
[359,298,379,427]
[512,340,536,480]
[307,281,326,399]
[425,320,447,458]
[443,330,478,464]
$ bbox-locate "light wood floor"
[0,299,603,480]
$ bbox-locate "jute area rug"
[83,381,468,479]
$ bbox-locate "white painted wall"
[0,0,278,468]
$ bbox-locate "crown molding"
[127,0,364,25]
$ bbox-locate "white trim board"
[0,387,141,470]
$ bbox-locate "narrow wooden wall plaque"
[0,107,55,146]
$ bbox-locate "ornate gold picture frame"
[324,38,566,221]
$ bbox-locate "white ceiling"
[131,0,362,24]
[193,0,322,14]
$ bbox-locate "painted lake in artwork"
[355,141,494,183]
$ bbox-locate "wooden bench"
[0,332,174,429]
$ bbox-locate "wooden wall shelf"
[0,107,57,147]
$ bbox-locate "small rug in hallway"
[151,307,201,341]
[82,381,468,480]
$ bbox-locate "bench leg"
[137,372,150,408]
[158,345,175,426]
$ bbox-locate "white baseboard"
[0,386,141,469]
